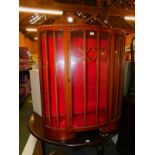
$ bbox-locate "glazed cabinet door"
[69,30,85,127]
[40,30,68,129]
[111,32,125,120]
[68,28,111,128]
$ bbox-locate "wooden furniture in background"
[19,47,31,106]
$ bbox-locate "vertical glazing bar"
[68,29,73,128]
[53,31,59,127]
[45,31,51,125]
[38,32,46,123]
[112,33,120,120]
[84,30,87,125]
[105,32,111,123]
[96,31,99,124]
[65,28,72,129]
[109,32,114,120]
[115,34,121,118]
[118,35,125,117]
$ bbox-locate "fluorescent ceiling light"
[19,7,63,15]
[30,15,44,24]
[26,28,37,32]
[124,16,135,21]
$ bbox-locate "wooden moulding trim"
[38,25,111,32]
[53,31,59,127]
[68,28,74,128]
[117,34,122,118]
[64,28,72,129]
[44,122,107,133]
[44,126,76,141]
[111,34,116,120]
[38,32,46,123]
[115,31,125,119]
[111,32,120,120]
[68,28,73,128]
[45,31,51,125]
[115,33,121,119]
[72,119,119,132]
[118,35,125,117]
[99,119,120,133]
[74,124,107,132]
[38,26,65,32]
[43,115,120,132]
[105,32,111,123]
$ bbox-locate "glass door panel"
[112,34,120,119]
[40,33,50,126]
[98,32,109,124]
[55,31,66,128]
[86,30,97,125]
[70,30,85,127]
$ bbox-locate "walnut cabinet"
[38,25,125,140]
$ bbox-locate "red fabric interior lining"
[41,35,50,125]
[48,35,57,127]
[55,32,66,116]
[48,32,66,127]
[99,40,109,113]
[86,38,97,114]
[71,36,85,114]
[41,32,109,128]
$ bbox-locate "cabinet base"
[99,120,119,133]
[44,120,119,140]
[44,127,76,140]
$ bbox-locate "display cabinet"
[38,25,125,140]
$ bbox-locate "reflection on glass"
[55,31,66,128]
[70,30,85,127]
[56,59,64,69]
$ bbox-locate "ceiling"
[19,0,135,40]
